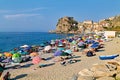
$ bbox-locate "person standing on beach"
[0,64,5,79]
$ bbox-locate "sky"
[0,0,120,32]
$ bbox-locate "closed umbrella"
[32,56,41,64]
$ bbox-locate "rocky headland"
[49,15,120,34]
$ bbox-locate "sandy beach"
[2,37,120,80]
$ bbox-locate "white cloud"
[0,7,45,13]
[0,10,12,13]
[21,8,45,12]
[4,14,41,19]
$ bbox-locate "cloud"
[0,10,12,13]
[4,14,41,19]
[21,8,45,12]
[0,7,45,13]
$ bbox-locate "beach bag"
[86,51,94,57]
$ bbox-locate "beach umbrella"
[12,53,22,63]
[23,46,31,51]
[20,51,29,55]
[0,53,3,57]
[12,53,21,58]
[2,57,12,63]
[32,56,41,64]
[91,44,99,48]
[58,44,64,47]
[93,42,99,45]
[44,45,51,51]
[64,49,72,54]
[40,43,45,47]
[4,52,12,57]
[30,52,39,57]
[72,40,77,45]
[51,40,55,44]
[54,50,63,56]
[10,50,18,54]
[57,47,65,51]
[68,38,73,42]
[12,57,22,63]
[20,45,29,48]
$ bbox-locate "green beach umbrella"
[12,53,21,58]
[12,53,22,63]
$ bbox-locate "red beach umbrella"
[32,56,41,64]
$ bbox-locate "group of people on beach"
[0,33,105,79]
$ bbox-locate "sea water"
[0,32,73,52]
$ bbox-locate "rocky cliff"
[55,16,78,33]
[51,15,120,34]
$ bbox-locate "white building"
[104,31,116,39]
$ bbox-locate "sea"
[0,32,73,52]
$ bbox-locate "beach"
[2,37,120,80]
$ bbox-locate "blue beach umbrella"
[91,44,99,48]
[23,46,31,51]
[93,42,99,45]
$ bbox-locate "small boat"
[99,54,119,60]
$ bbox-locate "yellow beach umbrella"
[0,53,3,57]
